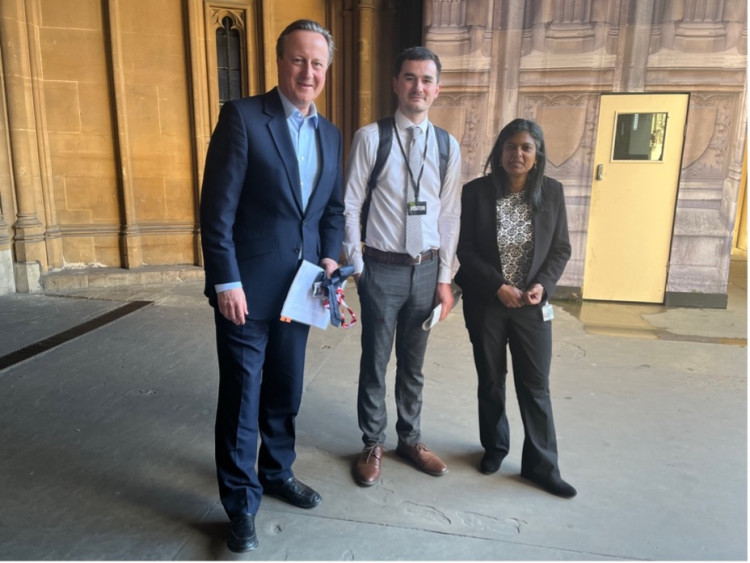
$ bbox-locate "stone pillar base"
[0,249,16,295]
[13,261,42,293]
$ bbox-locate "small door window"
[612,112,668,161]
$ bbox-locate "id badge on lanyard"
[408,200,427,215]
[398,125,430,217]
[541,302,554,322]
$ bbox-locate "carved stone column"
[612,0,655,91]
[674,0,727,52]
[356,0,375,128]
[330,0,356,145]
[104,0,143,268]
[0,202,13,293]
[425,0,470,56]
[0,210,12,294]
[424,0,484,181]
[0,0,47,292]
[488,2,525,143]
[545,0,597,52]
[0,38,16,294]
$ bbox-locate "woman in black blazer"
[455,118,575,498]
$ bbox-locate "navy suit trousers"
[213,310,310,517]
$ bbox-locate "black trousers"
[463,298,562,480]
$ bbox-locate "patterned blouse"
[496,192,534,289]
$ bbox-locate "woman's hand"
[497,284,524,308]
[523,283,544,305]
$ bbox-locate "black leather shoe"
[480,451,503,474]
[264,476,322,509]
[227,514,258,553]
[522,471,577,498]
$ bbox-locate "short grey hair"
[276,19,335,67]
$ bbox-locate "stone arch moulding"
[203,2,262,127]
[431,93,485,180]
[521,93,600,178]
[210,8,245,28]
[683,93,736,178]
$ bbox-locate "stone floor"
[0,260,746,560]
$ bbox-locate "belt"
[363,246,438,266]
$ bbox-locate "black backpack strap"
[433,124,450,195]
[361,120,450,240]
[361,117,394,241]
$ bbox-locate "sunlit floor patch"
[555,300,746,347]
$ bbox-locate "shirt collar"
[394,109,428,135]
[278,90,319,128]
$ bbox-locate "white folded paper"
[280,260,330,330]
[422,304,442,331]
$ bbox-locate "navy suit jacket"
[200,88,345,320]
[455,175,571,312]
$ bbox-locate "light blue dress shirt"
[215,92,321,293]
[282,95,321,212]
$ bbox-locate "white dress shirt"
[343,109,462,284]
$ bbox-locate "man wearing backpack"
[342,46,462,486]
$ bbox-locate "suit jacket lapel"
[306,123,331,214]
[264,89,304,214]
[529,180,552,283]
[482,180,501,264]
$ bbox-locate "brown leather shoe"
[354,444,384,486]
[396,441,448,476]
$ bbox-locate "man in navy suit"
[199,19,344,553]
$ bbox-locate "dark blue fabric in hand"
[315,265,355,327]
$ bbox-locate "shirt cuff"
[215,281,242,293]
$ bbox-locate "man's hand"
[436,282,454,321]
[320,257,339,278]
[217,287,248,325]
[497,284,524,308]
[523,283,545,306]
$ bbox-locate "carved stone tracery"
[423,0,746,302]
[521,94,599,178]
[683,94,735,178]
[432,93,482,179]
[210,8,245,29]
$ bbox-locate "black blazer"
[455,175,571,310]
[200,88,345,320]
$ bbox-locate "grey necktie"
[405,126,424,257]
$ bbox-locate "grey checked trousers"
[356,256,439,446]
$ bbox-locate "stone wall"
[425,0,747,304]
[0,0,327,294]
[0,0,746,305]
